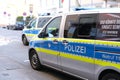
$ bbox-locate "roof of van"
[38,16,53,18]
[73,8,120,14]
[50,8,120,19]
[72,7,96,11]
[56,8,120,16]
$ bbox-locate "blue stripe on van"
[30,40,120,63]
[95,51,120,63]
[59,42,94,58]
[31,40,94,58]
[95,45,120,54]
[23,30,29,33]
[23,29,40,34]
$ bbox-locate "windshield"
[37,17,51,28]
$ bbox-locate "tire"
[22,35,29,46]
[7,27,9,30]
[29,50,42,70]
[101,73,120,80]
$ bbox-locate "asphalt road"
[0,28,82,80]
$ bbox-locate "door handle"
[53,39,58,44]
[62,40,68,45]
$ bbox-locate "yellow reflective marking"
[26,34,36,37]
[60,52,94,64]
[35,47,59,55]
[95,40,120,47]
[35,47,120,69]
[60,38,95,44]
[95,59,120,69]
[32,37,120,47]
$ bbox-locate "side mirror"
[26,25,32,28]
[38,32,48,38]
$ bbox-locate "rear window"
[97,13,120,41]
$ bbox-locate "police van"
[22,16,52,45]
[28,8,120,80]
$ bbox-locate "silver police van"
[28,8,120,80]
[22,16,52,45]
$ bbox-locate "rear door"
[95,13,120,71]
[60,14,98,79]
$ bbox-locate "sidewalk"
[0,56,33,80]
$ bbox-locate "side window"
[65,14,97,39]
[75,16,97,39]
[45,17,62,37]
[97,13,120,41]
[30,19,36,28]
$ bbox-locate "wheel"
[22,35,29,46]
[29,50,42,70]
[101,73,120,80]
[7,26,9,30]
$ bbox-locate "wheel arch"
[28,48,43,70]
[22,34,25,38]
[28,48,37,60]
[98,69,120,80]
[22,33,29,46]
[22,34,25,40]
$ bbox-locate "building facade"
[37,0,120,13]
[7,0,120,17]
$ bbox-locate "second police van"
[28,8,120,80]
[22,16,52,45]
